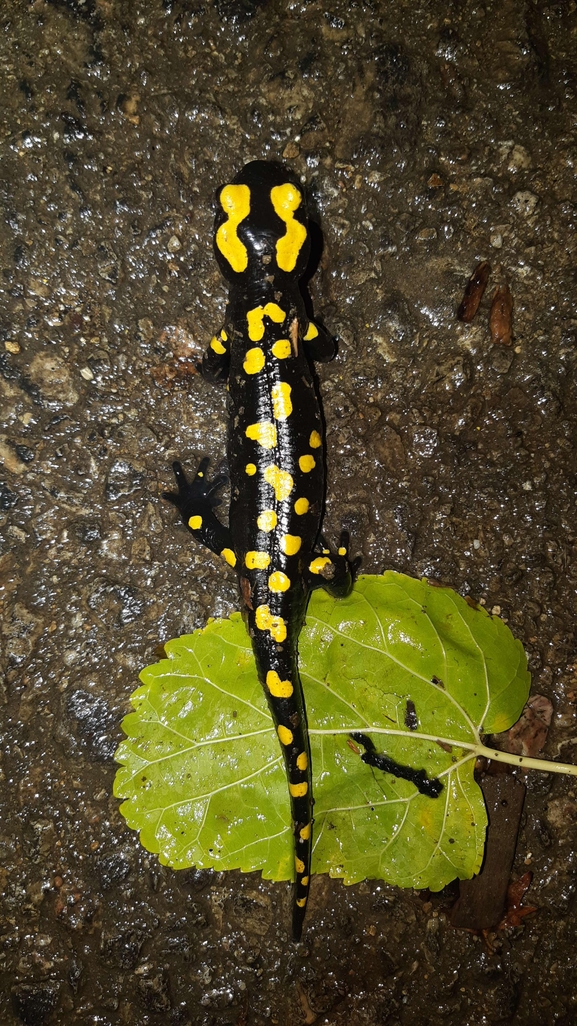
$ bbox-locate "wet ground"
[1,0,577,1023]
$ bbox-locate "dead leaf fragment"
[296,980,317,1025]
[502,694,553,757]
[457,261,491,322]
[497,871,537,930]
[489,284,513,345]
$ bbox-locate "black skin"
[164,161,357,940]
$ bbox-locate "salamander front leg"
[303,320,335,363]
[202,328,231,383]
[163,458,236,567]
[305,531,360,598]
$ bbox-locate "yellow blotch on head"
[246,421,277,449]
[216,184,250,273]
[257,509,277,532]
[281,534,301,556]
[309,556,332,575]
[303,322,319,341]
[246,302,286,342]
[255,604,287,643]
[245,551,270,570]
[296,897,307,908]
[269,570,290,593]
[266,670,293,698]
[220,329,228,342]
[289,781,308,798]
[271,381,293,421]
[221,548,237,567]
[264,464,294,501]
[245,463,257,476]
[296,752,308,771]
[270,183,307,273]
[271,338,292,359]
[243,346,265,375]
[299,454,316,473]
[309,430,322,449]
[294,497,310,515]
[210,336,227,355]
[295,856,306,874]
[188,515,202,530]
[277,724,293,746]
[299,823,311,841]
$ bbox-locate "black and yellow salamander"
[164,160,356,941]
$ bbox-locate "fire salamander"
[164,160,355,941]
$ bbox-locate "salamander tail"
[291,812,312,941]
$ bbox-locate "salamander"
[164,160,355,941]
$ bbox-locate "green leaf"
[114,572,531,890]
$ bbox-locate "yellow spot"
[210,336,226,355]
[296,752,308,771]
[270,183,307,272]
[301,876,309,887]
[289,781,308,798]
[299,823,311,841]
[309,556,332,575]
[272,338,292,359]
[188,515,202,530]
[257,509,277,532]
[221,548,237,567]
[269,617,287,643]
[295,857,305,874]
[269,570,290,593]
[338,546,347,557]
[245,551,270,570]
[221,329,228,342]
[215,184,250,272]
[246,302,286,342]
[303,322,319,341]
[245,463,257,476]
[309,430,322,449]
[266,670,293,698]
[271,381,293,421]
[299,454,316,473]
[243,346,265,375]
[294,497,310,515]
[246,421,277,449]
[277,725,293,745]
[264,465,294,501]
[296,897,307,908]
[281,534,301,556]
[255,605,287,643]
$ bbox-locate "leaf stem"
[474,742,577,776]
[309,728,577,777]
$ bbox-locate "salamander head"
[214,160,311,285]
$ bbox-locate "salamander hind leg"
[163,458,235,565]
[305,530,361,598]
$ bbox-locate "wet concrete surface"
[1,0,577,1023]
